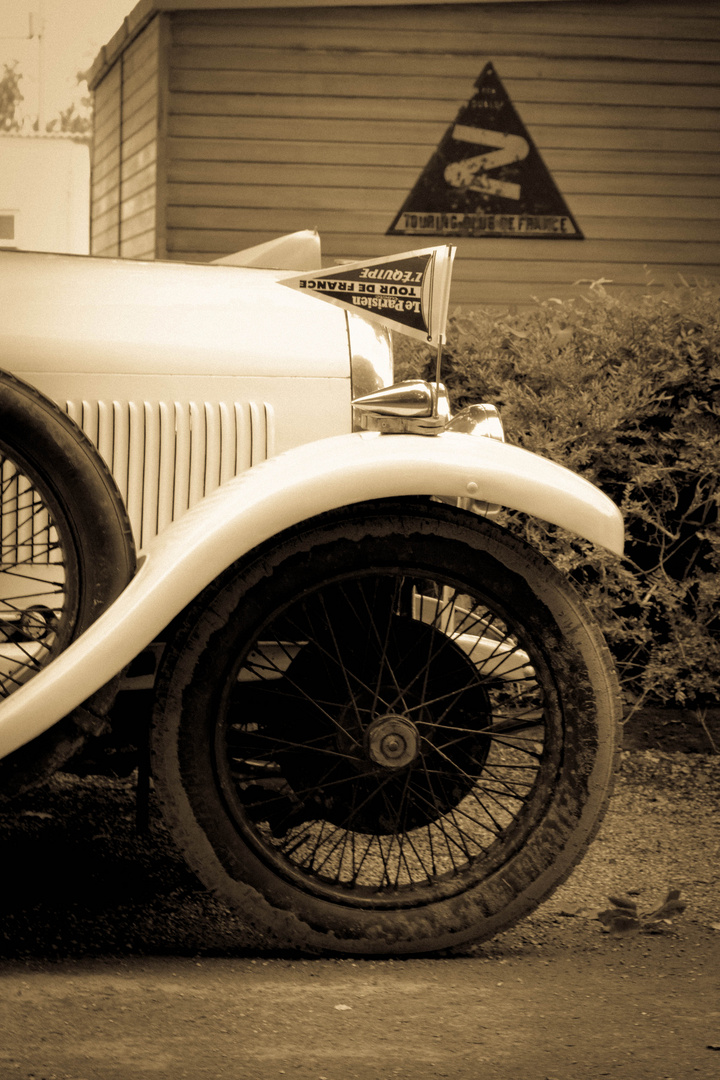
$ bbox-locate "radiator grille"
[65,399,274,550]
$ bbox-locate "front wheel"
[151,500,621,955]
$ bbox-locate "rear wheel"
[0,371,136,796]
[151,500,621,955]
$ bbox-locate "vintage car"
[0,233,623,955]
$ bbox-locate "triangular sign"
[387,62,583,240]
[279,246,456,345]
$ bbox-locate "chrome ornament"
[352,380,451,434]
[352,381,504,446]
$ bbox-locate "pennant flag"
[387,62,583,240]
[279,245,456,344]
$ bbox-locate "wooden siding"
[155,0,720,306]
[91,17,162,259]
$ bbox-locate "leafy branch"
[395,279,720,714]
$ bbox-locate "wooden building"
[88,0,720,306]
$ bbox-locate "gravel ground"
[0,749,718,959]
[506,748,720,952]
[1,749,719,1080]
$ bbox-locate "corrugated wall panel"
[91,65,121,256]
[163,0,720,306]
[120,22,161,259]
[91,17,162,260]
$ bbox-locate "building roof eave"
[88,0,584,89]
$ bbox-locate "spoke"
[394,831,421,887]
[479,764,538,801]
[295,819,333,870]
[350,575,408,712]
[385,619,462,716]
[445,794,507,840]
[402,782,480,861]
[416,760,535,803]
[470,778,527,816]
[242,640,364,749]
[335,770,399,826]
[416,585,446,713]
[350,832,381,884]
[424,821,441,877]
[0,567,65,588]
[0,492,45,516]
[282,819,356,877]
[413,714,543,740]
[444,806,475,860]
[0,649,48,680]
[459,638,533,681]
[4,639,46,665]
[421,752,462,821]
[375,831,397,889]
[376,768,432,886]
[430,730,479,757]
[305,823,352,877]
[416,743,450,836]
[242,639,308,681]
[0,672,31,696]
[430,813,466,869]
[281,609,396,717]
[273,819,321,858]
[490,737,544,760]
[461,786,509,836]
[300,781,367,882]
[431,741,484,789]
[246,765,395,832]
[316,590,368,732]
[397,825,434,884]
[331,580,401,708]
[408,590,524,693]
[230,727,358,765]
[280,767,354,805]
[336,780,365,884]
[0,604,60,623]
[393,663,485,719]
[243,637,303,677]
[417,792,479,861]
[428,742,526,833]
[0,549,63,567]
[330,824,356,885]
[235,768,351,816]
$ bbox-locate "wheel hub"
[366,715,419,769]
[248,613,494,833]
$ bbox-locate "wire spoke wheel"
[222,575,551,906]
[152,500,621,955]
[0,372,135,798]
[0,444,80,696]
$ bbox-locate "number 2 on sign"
[444,125,529,200]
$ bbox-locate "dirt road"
[1,750,719,1080]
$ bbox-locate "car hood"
[0,250,352,379]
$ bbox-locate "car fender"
[0,430,623,760]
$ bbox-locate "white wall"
[0,135,90,254]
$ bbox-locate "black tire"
[0,371,136,796]
[151,499,621,956]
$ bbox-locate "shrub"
[395,279,720,711]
